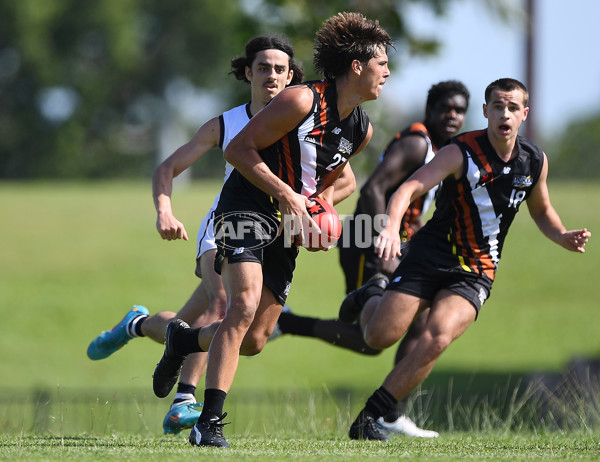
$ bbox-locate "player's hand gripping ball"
[302,197,342,251]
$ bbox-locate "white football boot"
[376,415,439,438]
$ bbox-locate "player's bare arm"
[526,153,591,253]
[359,134,429,218]
[315,162,352,205]
[224,85,318,241]
[375,143,463,260]
[330,162,356,205]
[152,116,221,241]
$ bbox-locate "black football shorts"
[386,247,493,316]
[213,211,298,305]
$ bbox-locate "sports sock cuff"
[173,393,195,405]
[357,284,385,307]
[173,327,205,354]
[176,382,197,396]
[364,386,398,419]
[128,315,148,337]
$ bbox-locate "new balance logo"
[233,247,244,255]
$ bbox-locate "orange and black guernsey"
[342,122,439,255]
[393,124,437,242]
[374,122,439,242]
[216,79,370,218]
[411,129,544,281]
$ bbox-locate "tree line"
[0,0,595,179]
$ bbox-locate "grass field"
[0,180,599,460]
[2,433,600,461]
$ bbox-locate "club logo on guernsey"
[338,137,353,155]
[512,175,533,188]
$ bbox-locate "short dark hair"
[485,78,529,106]
[313,12,393,80]
[230,34,304,85]
[426,80,470,114]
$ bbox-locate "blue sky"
[382,0,600,140]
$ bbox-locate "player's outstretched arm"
[526,153,591,253]
[152,117,221,241]
[359,133,429,219]
[375,143,463,260]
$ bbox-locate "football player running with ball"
[151,12,393,448]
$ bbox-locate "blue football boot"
[87,305,149,360]
[163,402,203,434]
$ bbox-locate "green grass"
[2,433,600,461]
[1,180,597,387]
[0,180,599,459]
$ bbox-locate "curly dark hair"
[230,34,304,85]
[485,78,529,105]
[313,12,393,80]
[426,80,470,115]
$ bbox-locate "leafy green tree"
[0,0,262,178]
[548,112,600,179]
[0,0,450,179]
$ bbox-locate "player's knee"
[364,330,396,350]
[240,333,266,356]
[423,332,452,360]
[363,321,398,350]
[227,299,258,330]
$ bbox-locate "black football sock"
[172,327,205,354]
[364,386,398,420]
[177,382,197,395]
[312,320,381,355]
[383,397,407,422]
[200,388,227,421]
[277,311,317,336]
